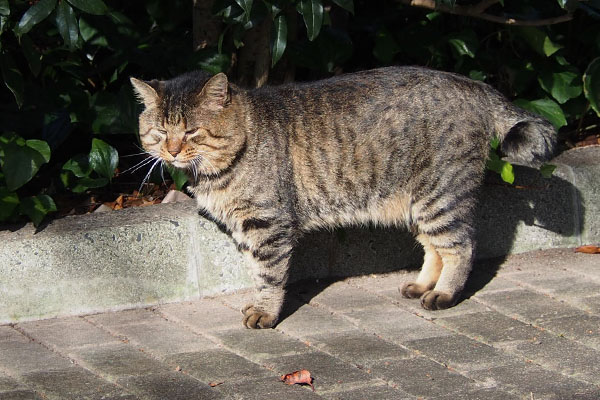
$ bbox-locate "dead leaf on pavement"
[575,245,600,254]
[209,381,224,387]
[280,369,315,391]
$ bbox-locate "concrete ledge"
[1,146,599,323]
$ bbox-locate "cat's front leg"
[234,219,296,329]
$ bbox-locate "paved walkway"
[1,248,599,399]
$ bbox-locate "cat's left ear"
[130,77,160,108]
[201,73,228,111]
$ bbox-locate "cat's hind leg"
[400,234,442,299]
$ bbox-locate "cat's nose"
[168,150,180,157]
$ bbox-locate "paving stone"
[69,344,166,378]
[210,328,314,362]
[0,339,75,374]
[0,391,43,400]
[509,335,600,383]
[157,299,243,332]
[386,293,491,320]
[322,382,413,399]
[470,362,600,399]
[95,319,217,358]
[18,317,122,350]
[475,289,585,323]
[0,326,29,343]
[369,356,477,397]
[300,282,386,311]
[0,374,23,391]
[504,269,600,298]
[22,368,134,400]
[212,375,323,399]
[263,352,377,393]
[118,372,220,400]
[305,330,412,368]
[342,304,453,342]
[437,311,545,343]
[85,308,166,327]
[430,387,522,400]
[275,304,357,336]
[346,271,417,293]
[577,294,600,314]
[404,334,513,371]
[537,313,600,349]
[165,349,272,383]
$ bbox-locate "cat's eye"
[185,128,198,136]
[153,128,167,136]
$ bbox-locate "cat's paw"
[420,290,457,310]
[399,282,430,299]
[241,305,278,329]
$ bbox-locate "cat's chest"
[191,185,242,231]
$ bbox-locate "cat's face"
[131,72,235,176]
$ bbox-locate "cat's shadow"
[279,165,584,323]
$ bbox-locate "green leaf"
[299,0,323,41]
[55,0,79,50]
[556,0,569,8]
[0,0,9,16]
[71,176,108,193]
[62,154,91,178]
[14,0,56,35]
[513,98,567,129]
[3,139,51,191]
[331,0,354,13]
[0,52,24,108]
[583,57,600,117]
[19,194,56,226]
[540,163,556,178]
[373,28,400,64]
[66,0,107,15]
[500,162,515,184]
[166,165,189,191]
[271,14,287,67]
[20,34,41,76]
[517,27,562,57]
[234,0,253,24]
[447,31,478,59]
[0,187,19,221]
[486,157,515,184]
[89,138,118,181]
[538,70,582,104]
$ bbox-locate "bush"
[1,0,599,225]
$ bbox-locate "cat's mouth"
[170,159,190,169]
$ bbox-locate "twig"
[397,0,574,26]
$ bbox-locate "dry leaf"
[280,369,315,391]
[208,382,223,387]
[575,245,600,254]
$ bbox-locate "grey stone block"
[0,391,43,400]
[324,383,413,400]
[437,311,545,344]
[0,375,23,391]
[305,330,412,368]
[275,304,358,337]
[165,349,273,383]
[69,344,166,378]
[369,356,477,398]
[157,299,243,332]
[404,334,513,372]
[470,361,600,399]
[263,352,377,394]
[431,387,522,400]
[299,281,385,311]
[474,289,585,323]
[18,317,122,350]
[537,313,600,350]
[22,368,133,400]
[341,304,453,342]
[210,328,314,362]
[0,340,75,375]
[118,372,220,400]
[212,375,323,399]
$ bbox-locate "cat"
[131,66,555,329]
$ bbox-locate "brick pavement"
[1,248,599,399]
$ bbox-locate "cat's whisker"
[138,157,162,194]
[122,155,157,175]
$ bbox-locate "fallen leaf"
[209,382,223,387]
[575,245,600,254]
[280,369,315,391]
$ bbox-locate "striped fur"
[131,66,556,328]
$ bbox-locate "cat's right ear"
[200,73,228,111]
[130,77,160,108]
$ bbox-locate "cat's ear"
[200,73,228,111]
[130,77,160,108]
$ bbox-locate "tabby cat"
[131,66,555,329]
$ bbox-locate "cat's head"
[130,71,241,176]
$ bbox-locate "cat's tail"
[490,95,557,167]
